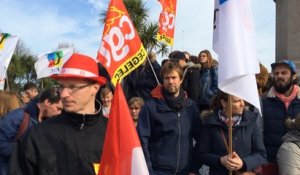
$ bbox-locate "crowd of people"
[0,49,299,175]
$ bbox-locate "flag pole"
[5,71,9,91]
[145,56,160,85]
[5,78,9,91]
[226,94,233,175]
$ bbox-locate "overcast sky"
[0,0,276,71]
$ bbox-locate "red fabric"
[98,83,147,175]
[255,163,279,175]
[273,85,299,109]
[157,0,177,45]
[51,53,107,85]
[97,0,147,86]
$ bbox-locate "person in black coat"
[10,54,108,175]
[122,52,162,101]
[196,91,267,175]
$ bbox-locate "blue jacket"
[0,99,39,175]
[262,87,300,163]
[198,66,219,110]
[137,86,201,175]
[197,110,267,175]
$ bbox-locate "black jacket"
[122,61,161,101]
[197,110,267,175]
[10,110,107,175]
[182,63,202,106]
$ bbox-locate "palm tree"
[100,0,169,58]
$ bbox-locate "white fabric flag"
[213,0,261,112]
[35,48,73,79]
[0,33,19,90]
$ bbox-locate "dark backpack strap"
[15,111,30,141]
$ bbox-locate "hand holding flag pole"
[226,95,233,175]
[213,0,261,174]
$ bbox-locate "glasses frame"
[56,84,92,94]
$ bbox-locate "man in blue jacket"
[262,59,300,164]
[137,61,201,175]
[0,88,62,175]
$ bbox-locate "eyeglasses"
[129,107,141,110]
[57,84,91,93]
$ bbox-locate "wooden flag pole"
[226,94,233,175]
[5,71,10,91]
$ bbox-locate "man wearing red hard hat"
[10,53,108,175]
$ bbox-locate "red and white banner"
[98,83,149,175]
[157,0,177,46]
[97,0,147,86]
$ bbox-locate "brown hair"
[0,91,21,117]
[128,97,144,108]
[100,87,113,97]
[198,49,215,69]
[160,61,183,80]
[210,91,228,110]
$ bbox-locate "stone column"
[275,0,300,75]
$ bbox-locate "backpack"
[15,112,30,141]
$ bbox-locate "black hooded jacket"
[10,110,107,175]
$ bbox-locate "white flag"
[34,48,74,79]
[213,0,261,112]
[0,33,19,90]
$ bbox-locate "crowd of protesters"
[0,49,299,175]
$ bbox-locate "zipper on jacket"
[175,112,181,174]
[80,115,86,174]
[80,115,86,131]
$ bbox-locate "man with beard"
[262,59,300,166]
[137,61,201,175]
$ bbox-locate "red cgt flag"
[157,0,177,46]
[97,0,147,86]
[98,83,149,175]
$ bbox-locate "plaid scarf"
[218,109,242,127]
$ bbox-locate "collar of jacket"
[202,109,256,129]
[150,85,192,112]
[151,84,164,99]
[24,97,40,120]
[151,84,188,99]
[62,105,104,128]
[266,86,300,98]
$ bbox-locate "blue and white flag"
[0,33,19,90]
[34,47,74,79]
[213,0,261,112]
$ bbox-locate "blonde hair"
[0,91,21,117]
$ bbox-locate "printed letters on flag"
[157,0,177,46]
[0,33,19,90]
[34,47,73,79]
[98,83,149,175]
[97,0,147,86]
[213,0,261,112]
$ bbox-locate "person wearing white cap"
[261,59,300,173]
[10,53,108,175]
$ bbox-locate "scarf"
[273,85,299,110]
[162,87,188,111]
[218,109,242,127]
